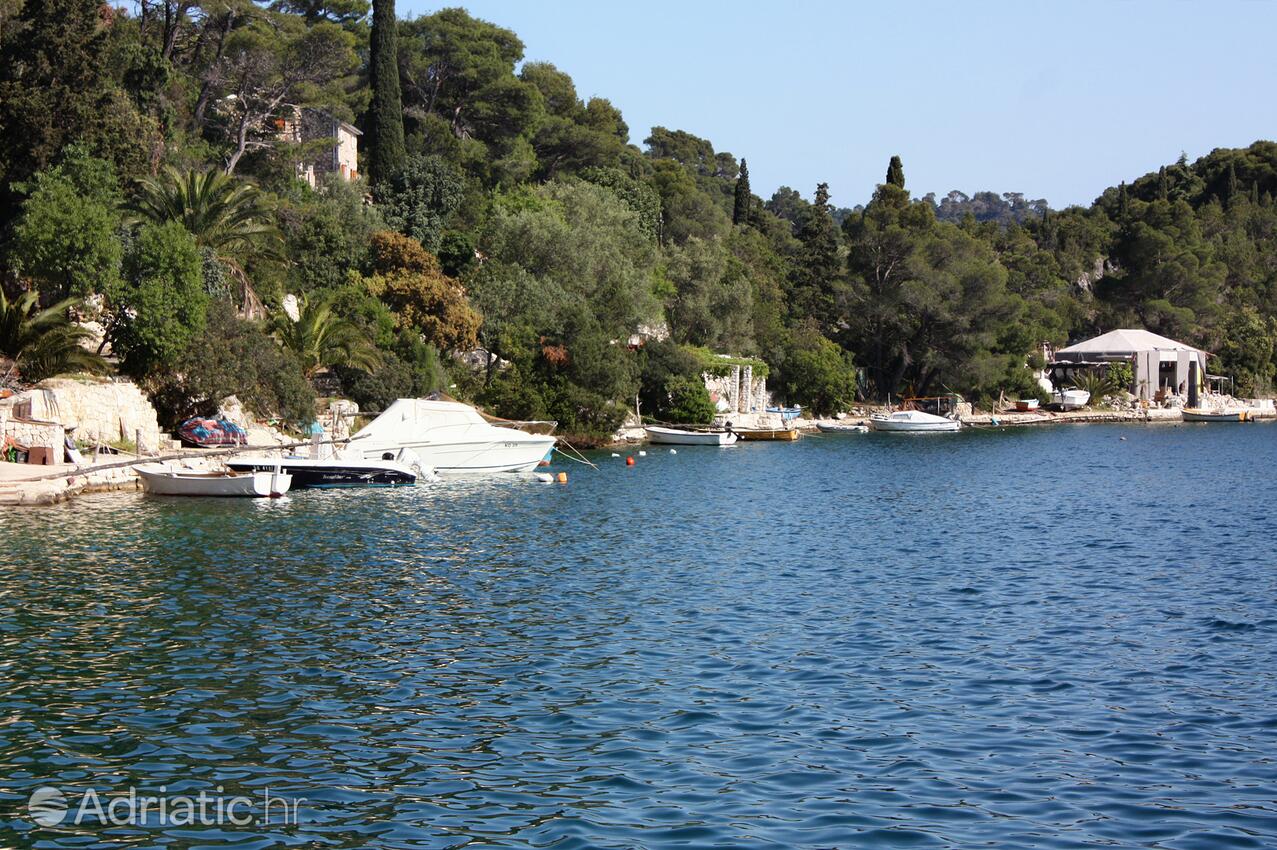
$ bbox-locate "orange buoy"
[625,456,635,466]
[557,472,568,483]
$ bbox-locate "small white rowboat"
[817,422,869,433]
[136,463,292,497]
[644,426,738,446]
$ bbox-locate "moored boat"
[136,463,291,497]
[1182,408,1253,422]
[351,398,557,476]
[868,410,961,433]
[1014,398,1040,411]
[644,426,739,446]
[817,422,869,434]
[226,453,422,488]
[734,427,800,441]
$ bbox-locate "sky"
[398,0,1277,210]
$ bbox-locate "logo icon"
[28,786,67,827]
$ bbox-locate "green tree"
[372,154,464,251]
[777,322,856,415]
[148,299,317,428]
[789,181,842,323]
[365,0,405,183]
[272,292,382,377]
[886,155,905,188]
[0,290,108,382]
[733,157,752,225]
[12,149,123,298]
[129,168,282,314]
[111,221,209,377]
[364,230,482,352]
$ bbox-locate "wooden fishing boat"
[136,463,291,497]
[1182,408,1252,422]
[1014,398,1040,411]
[734,427,800,441]
[644,426,738,446]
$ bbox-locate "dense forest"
[2,0,1276,439]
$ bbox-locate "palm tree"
[128,168,282,317]
[0,291,108,383]
[272,294,382,379]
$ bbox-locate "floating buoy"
[534,472,553,483]
[557,471,568,484]
[1120,436,1127,441]
[626,456,635,466]
[638,450,647,457]
[669,449,677,454]
[611,452,620,457]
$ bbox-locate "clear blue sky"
[399,0,1277,209]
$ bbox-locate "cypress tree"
[1117,181,1129,220]
[1225,162,1239,205]
[732,158,751,225]
[1157,166,1169,201]
[885,155,905,189]
[1250,181,1261,206]
[366,0,405,184]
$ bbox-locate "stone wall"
[12,378,162,451]
[0,411,63,452]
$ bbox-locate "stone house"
[277,106,361,187]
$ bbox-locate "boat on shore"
[816,422,868,434]
[226,453,422,488]
[644,426,738,446]
[1014,398,1040,411]
[1182,407,1253,422]
[351,398,557,476]
[137,463,291,497]
[734,427,800,441]
[868,410,961,432]
[1048,388,1091,411]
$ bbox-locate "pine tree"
[732,157,751,225]
[885,155,905,189]
[366,0,405,184]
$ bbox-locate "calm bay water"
[2,422,1277,848]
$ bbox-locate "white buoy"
[611,452,621,457]
[534,472,554,483]
[669,449,677,454]
[638,450,647,457]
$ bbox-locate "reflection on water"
[2,423,1277,848]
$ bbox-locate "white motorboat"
[136,463,291,497]
[351,398,557,476]
[868,410,961,432]
[644,426,739,446]
[816,422,869,433]
[226,451,424,488]
[1050,388,1091,410]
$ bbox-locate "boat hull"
[817,423,868,433]
[137,464,291,497]
[735,428,800,441]
[869,417,961,433]
[227,457,418,488]
[356,437,555,475]
[1182,409,1251,422]
[645,426,738,446]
